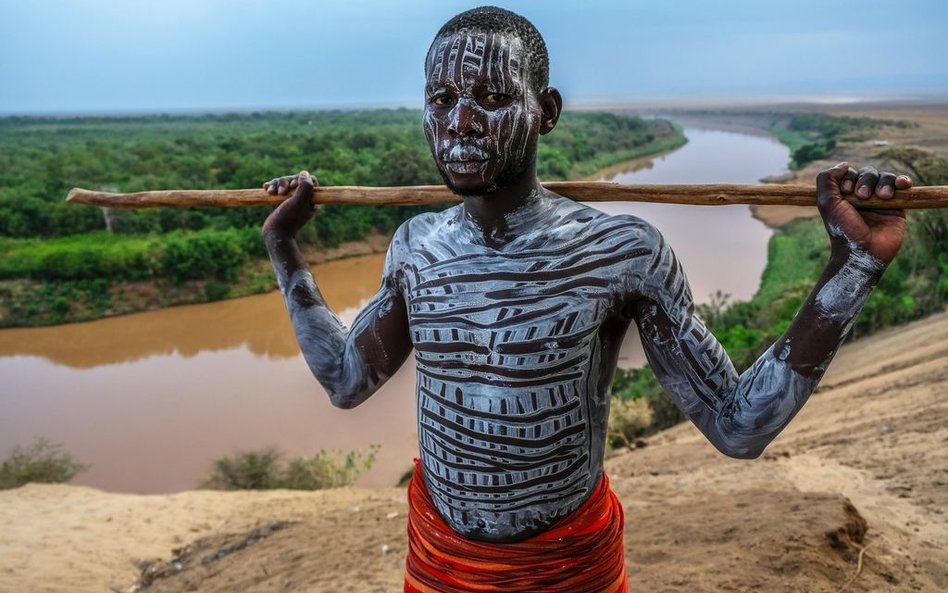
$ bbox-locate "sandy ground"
[1,308,945,593]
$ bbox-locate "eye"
[429,94,454,107]
[482,93,511,107]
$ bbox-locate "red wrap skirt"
[404,459,628,593]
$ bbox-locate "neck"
[460,165,546,248]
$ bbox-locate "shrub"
[161,228,247,283]
[607,397,654,450]
[0,233,160,281]
[202,445,378,491]
[0,438,89,489]
[281,446,379,490]
[202,448,282,490]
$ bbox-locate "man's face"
[423,30,541,196]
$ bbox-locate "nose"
[447,97,485,138]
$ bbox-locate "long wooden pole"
[65,183,948,210]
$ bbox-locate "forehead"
[425,30,527,88]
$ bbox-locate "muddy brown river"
[0,126,789,492]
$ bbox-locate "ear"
[538,86,562,135]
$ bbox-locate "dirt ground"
[1,308,944,593]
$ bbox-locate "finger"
[841,167,858,195]
[265,178,280,195]
[855,166,879,200]
[895,174,912,190]
[816,161,849,211]
[876,171,897,199]
[870,207,905,217]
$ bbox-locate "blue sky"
[1,0,946,113]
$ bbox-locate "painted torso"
[389,194,650,541]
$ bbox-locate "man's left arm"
[629,162,912,458]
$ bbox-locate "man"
[261,6,912,592]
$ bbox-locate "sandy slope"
[1,310,945,593]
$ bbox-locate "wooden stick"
[65,183,948,210]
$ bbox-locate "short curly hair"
[426,6,550,93]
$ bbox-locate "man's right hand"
[261,171,318,239]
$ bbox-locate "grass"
[766,125,814,154]
[753,217,828,305]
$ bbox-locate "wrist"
[816,247,885,327]
[262,225,295,247]
[828,243,887,278]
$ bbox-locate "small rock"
[381,544,392,555]
[350,506,361,513]
[386,511,400,520]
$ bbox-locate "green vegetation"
[767,112,915,169]
[609,145,948,439]
[607,396,653,450]
[201,445,379,491]
[0,109,684,327]
[0,438,89,489]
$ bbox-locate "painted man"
[261,6,913,592]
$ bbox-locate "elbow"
[721,445,766,460]
[328,393,360,410]
[710,433,769,460]
[711,414,775,459]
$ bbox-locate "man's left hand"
[816,162,913,265]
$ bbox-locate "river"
[0,126,789,493]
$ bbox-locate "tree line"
[0,109,685,326]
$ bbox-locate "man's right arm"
[262,172,413,409]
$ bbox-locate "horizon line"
[3,92,948,118]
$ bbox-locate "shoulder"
[583,208,666,249]
[385,206,462,265]
[401,206,462,244]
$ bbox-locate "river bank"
[642,102,948,228]
[2,309,944,592]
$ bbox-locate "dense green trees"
[0,109,684,326]
[0,109,682,241]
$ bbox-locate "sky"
[1,0,946,114]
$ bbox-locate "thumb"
[816,161,849,211]
[293,170,316,206]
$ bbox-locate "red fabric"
[404,459,627,593]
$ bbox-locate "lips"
[442,144,490,163]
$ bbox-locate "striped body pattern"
[388,196,647,539]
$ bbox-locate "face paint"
[423,30,540,196]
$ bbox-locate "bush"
[607,397,653,450]
[281,446,379,490]
[0,233,160,281]
[161,228,248,283]
[0,438,89,489]
[202,448,282,490]
[202,445,378,491]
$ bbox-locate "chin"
[437,159,529,197]
[445,179,500,197]
[437,168,498,196]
